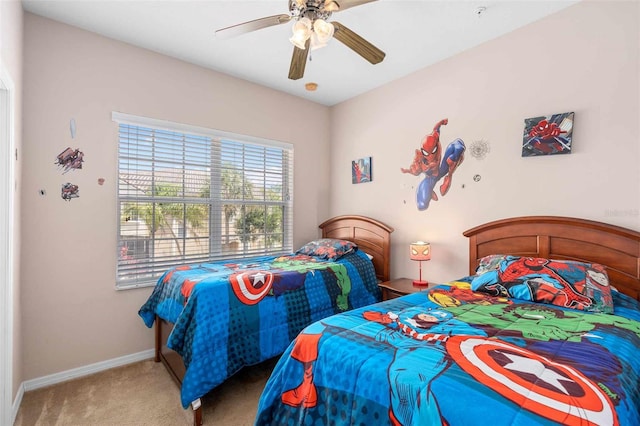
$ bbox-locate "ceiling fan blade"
[325,0,378,12]
[331,21,385,64]
[288,39,310,80]
[215,14,292,39]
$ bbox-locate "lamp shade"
[313,19,334,43]
[289,17,312,49]
[309,33,327,51]
[324,0,340,12]
[410,241,431,261]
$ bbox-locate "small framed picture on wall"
[522,111,574,157]
[352,157,372,184]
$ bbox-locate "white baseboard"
[11,382,24,426]
[12,349,154,424]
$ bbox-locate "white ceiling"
[21,0,579,106]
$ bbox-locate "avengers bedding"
[255,282,640,426]
[138,249,380,408]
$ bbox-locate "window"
[113,112,293,289]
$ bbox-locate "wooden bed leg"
[192,399,202,426]
[154,315,161,362]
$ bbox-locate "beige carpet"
[15,357,277,426]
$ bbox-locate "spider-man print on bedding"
[255,283,640,426]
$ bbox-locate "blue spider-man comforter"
[256,283,640,426]
[138,250,380,408]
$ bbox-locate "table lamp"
[410,241,431,287]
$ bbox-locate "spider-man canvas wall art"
[352,157,372,184]
[522,112,574,157]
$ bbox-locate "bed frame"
[154,215,394,425]
[464,216,640,301]
[319,215,394,282]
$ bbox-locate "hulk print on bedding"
[138,250,380,408]
[256,282,640,426]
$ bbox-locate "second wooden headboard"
[319,215,394,282]
[464,216,640,301]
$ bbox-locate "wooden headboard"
[464,216,640,301]
[319,215,394,282]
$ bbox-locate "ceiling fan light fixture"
[324,1,340,12]
[290,32,309,49]
[309,33,327,50]
[290,16,312,49]
[294,16,312,33]
[313,18,334,44]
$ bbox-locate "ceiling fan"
[215,0,385,80]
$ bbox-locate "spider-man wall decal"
[401,118,466,211]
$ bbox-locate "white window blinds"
[113,112,293,289]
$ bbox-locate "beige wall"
[329,1,640,284]
[18,0,640,384]
[1,0,23,404]
[21,13,331,380]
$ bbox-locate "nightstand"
[378,277,431,301]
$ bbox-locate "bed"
[138,215,393,425]
[255,216,640,425]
